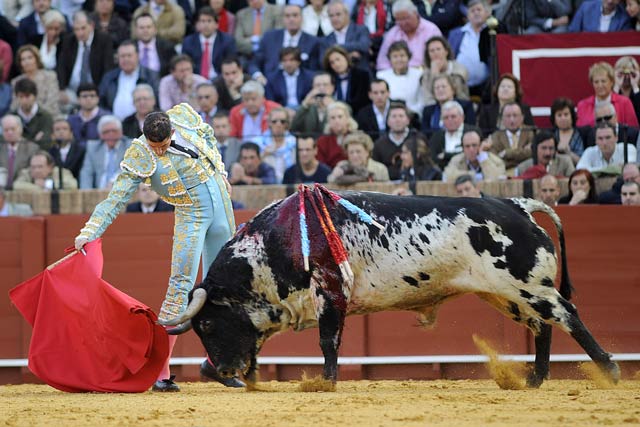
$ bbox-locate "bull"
[162,189,620,388]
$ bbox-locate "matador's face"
[148,135,171,156]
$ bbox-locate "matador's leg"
[159,183,214,323]
[201,175,235,277]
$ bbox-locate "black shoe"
[152,375,180,392]
[200,360,246,388]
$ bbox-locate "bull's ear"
[200,319,214,333]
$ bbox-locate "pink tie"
[201,40,211,79]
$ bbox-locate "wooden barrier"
[1,205,638,384]
[4,177,617,213]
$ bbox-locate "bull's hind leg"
[552,299,621,383]
[310,270,347,382]
[521,291,620,384]
[476,293,552,388]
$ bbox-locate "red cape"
[8,240,168,393]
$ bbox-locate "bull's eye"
[200,319,213,332]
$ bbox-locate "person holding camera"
[613,56,640,125]
[291,71,336,136]
[13,150,78,191]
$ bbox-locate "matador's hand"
[75,236,88,251]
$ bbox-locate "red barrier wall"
[1,206,639,384]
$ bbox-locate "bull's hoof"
[152,375,180,392]
[526,373,544,389]
[200,360,246,388]
[606,361,621,385]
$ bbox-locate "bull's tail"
[514,199,573,300]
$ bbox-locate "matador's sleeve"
[77,140,155,241]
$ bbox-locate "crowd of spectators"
[1,0,640,217]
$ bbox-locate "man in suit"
[212,111,242,172]
[133,13,176,77]
[212,57,251,111]
[581,103,639,148]
[322,1,370,72]
[79,115,130,189]
[356,79,391,141]
[57,10,114,99]
[372,102,424,180]
[0,114,40,190]
[234,0,283,60]
[182,7,237,81]
[131,0,186,45]
[195,82,221,126]
[11,77,53,149]
[126,183,174,213]
[98,40,160,120]
[49,117,85,180]
[249,4,321,79]
[264,47,314,111]
[429,100,481,169]
[122,83,158,139]
[67,83,111,147]
[483,102,536,170]
[569,0,632,32]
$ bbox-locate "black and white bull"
[162,191,620,388]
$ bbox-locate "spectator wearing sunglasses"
[252,107,296,183]
[582,102,639,148]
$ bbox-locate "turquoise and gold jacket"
[78,103,231,240]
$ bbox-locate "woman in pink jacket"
[576,61,639,127]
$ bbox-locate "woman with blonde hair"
[11,44,60,115]
[316,101,359,168]
[576,61,638,127]
[328,131,389,185]
[39,9,66,72]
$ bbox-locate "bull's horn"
[166,320,192,335]
[158,288,207,326]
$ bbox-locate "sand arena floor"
[2,378,640,427]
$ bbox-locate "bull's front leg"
[244,354,258,385]
[311,271,347,382]
[317,292,345,382]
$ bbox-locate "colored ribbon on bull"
[298,184,310,271]
[313,186,354,285]
[315,184,384,231]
